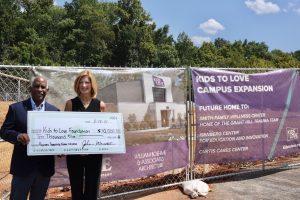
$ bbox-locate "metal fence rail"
[0,65,189,199]
[1,65,300,200]
[0,66,31,102]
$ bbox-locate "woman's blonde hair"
[74,70,98,98]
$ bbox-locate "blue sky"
[55,0,300,53]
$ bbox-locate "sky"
[55,0,300,53]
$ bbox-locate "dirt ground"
[46,186,196,200]
[32,154,300,199]
[46,159,300,200]
[0,101,13,125]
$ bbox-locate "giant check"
[27,111,126,155]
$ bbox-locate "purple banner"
[101,140,188,181]
[51,140,188,186]
[192,69,300,164]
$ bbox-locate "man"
[0,76,59,200]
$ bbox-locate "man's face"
[30,77,48,105]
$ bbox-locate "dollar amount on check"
[27,111,126,155]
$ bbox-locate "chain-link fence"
[0,66,31,200]
[0,65,189,200]
[188,68,300,184]
[0,65,31,101]
[1,66,300,200]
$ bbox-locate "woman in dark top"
[64,70,106,200]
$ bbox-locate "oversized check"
[27,111,126,155]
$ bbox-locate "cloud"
[198,19,225,35]
[288,2,295,8]
[146,20,154,25]
[191,36,211,46]
[245,0,280,14]
[282,2,298,13]
[287,2,300,14]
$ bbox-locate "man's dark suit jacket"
[0,98,59,177]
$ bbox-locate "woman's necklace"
[80,97,91,108]
[82,101,90,108]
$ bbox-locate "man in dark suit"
[0,76,59,200]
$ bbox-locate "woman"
[64,70,106,200]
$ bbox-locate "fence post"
[18,80,21,102]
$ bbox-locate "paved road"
[121,165,300,200]
[207,165,300,200]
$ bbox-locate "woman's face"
[79,75,92,95]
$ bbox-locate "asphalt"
[206,165,300,200]
[115,164,300,200]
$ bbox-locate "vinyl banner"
[191,68,300,164]
[33,67,188,183]
[51,140,188,186]
[101,140,188,181]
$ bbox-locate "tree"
[292,50,300,62]
[153,25,174,46]
[175,32,197,66]
[4,28,50,64]
[2,0,58,65]
[152,44,179,67]
[194,42,218,67]
[247,57,273,68]
[111,0,155,67]
[243,40,270,60]
[271,49,298,68]
[63,0,115,66]
[0,0,298,67]
[0,0,21,62]
[150,25,178,67]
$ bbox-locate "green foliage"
[292,51,300,62]
[195,42,218,67]
[111,0,154,67]
[152,44,179,67]
[176,33,197,66]
[0,0,21,62]
[0,0,299,68]
[271,50,299,68]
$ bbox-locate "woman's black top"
[71,96,100,112]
